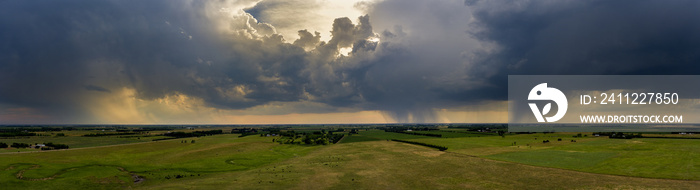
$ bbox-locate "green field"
[1,129,699,189]
[0,136,162,153]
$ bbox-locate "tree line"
[0,142,69,150]
[390,139,448,151]
[163,130,223,138]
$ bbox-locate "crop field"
[0,128,699,189]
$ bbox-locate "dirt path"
[118,167,145,184]
[11,164,144,184]
[15,165,69,181]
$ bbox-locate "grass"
[0,136,164,153]
[0,134,321,189]
[342,130,700,180]
[484,137,700,180]
[1,130,699,189]
[141,140,700,189]
[338,129,440,143]
[395,132,700,180]
[338,135,378,143]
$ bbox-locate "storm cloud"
[1,0,700,123]
[467,0,700,79]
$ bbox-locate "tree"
[0,142,7,148]
[497,130,505,136]
[316,138,329,145]
[11,142,30,148]
[45,142,69,149]
[304,137,314,145]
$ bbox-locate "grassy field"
[1,130,699,189]
[0,136,163,153]
[333,130,700,180]
[400,132,700,180]
[485,137,700,180]
[0,134,322,189]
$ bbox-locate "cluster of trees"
[593,132,643,139]
[42,142,69,150]
[0,142,69,150]
[0,127,62,132]
[391,139,448,151]
[232,128,259,137]
[301,133,344,145]
[10,142,31,148]
[446,124,507,131]
[391,131,442,137]
[0,132,37,137]
[609,132,643,139]
[301,137,328,145]
[263,130,344,145]
[164,130,223,138]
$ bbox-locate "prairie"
[1,129,698,189]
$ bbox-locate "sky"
[1,0,700,124]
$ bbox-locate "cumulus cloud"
[0,0,386,123]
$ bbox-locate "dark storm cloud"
[84,85,111,93]
[0,0,381,122]
[0,0,307,120]
[0,0,114,113]
[359,0,700,121]
[467,0,700,89]
[3,0,700,123]
[335,0,700,121]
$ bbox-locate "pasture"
[0,128,698,189]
